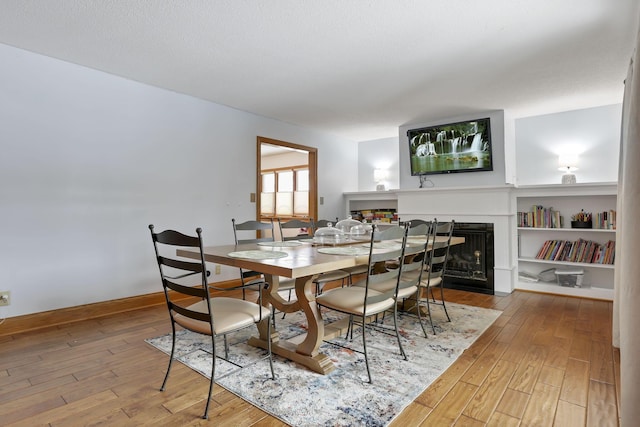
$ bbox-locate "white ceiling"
[1,1,638,141]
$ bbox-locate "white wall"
[0,43,357,318]
[515,104,621,185]
[398,111,507,189]
[357,137,399,191]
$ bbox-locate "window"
[261,167,308,218]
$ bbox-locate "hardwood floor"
[0,289,619,426]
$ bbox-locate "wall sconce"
[558,155,578,184]
[374,169,388,191]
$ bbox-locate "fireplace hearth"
[445,222,494,295]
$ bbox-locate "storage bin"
[555,268,585,287]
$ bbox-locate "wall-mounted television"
[407,117,493,176]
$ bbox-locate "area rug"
[146,302,501,426]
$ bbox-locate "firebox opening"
[445,222,495,295]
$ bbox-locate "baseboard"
[0,279,243,336]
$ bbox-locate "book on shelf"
[594,210,617,229]
[534,238,615,265]
[517,205,563,228]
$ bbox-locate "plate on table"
[227,250,289,260]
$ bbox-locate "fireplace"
[444,222,494,295]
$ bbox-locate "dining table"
[177,235,464,375]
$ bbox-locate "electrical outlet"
[214,265,221,275]
[0,291,9,306]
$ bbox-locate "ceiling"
[1,1,638,141]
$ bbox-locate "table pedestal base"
[248,336,335,374]
[248,316,352,375]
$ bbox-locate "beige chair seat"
[353,277,417,300]
[401,269,443,289]
[315,269,350,283]
[175,297,272,336]
[313,269,350,295]
[342,264,369,275]
[315,286,395,316]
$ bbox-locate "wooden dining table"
[177,235,464,374]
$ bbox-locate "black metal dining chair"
[233,218,296,321]
[315,223,410,383]
[405,219,455,335]
[148,224,274,419]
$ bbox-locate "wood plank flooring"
[0,289,619,426]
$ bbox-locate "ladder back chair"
[310,218,351,294]
[232,218,274,299]
[417,219,455,335]
[316,223,410,383]
[314,217,339,229]
[277,217,315,241]
[233,218,296,319]
[148,225,274,419]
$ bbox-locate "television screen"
[407,117,493,176]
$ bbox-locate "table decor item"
[571,209,592,228]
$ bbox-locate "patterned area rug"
[146,302,501,426]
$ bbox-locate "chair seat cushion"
[422,276,442,288]
[353,278,418,300]
[316,287,395,316]
[174,297,271,336]
[313,269,350,284]
[342,264,369,275]
[401,270,442,289]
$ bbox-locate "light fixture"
[558,155,578,184]
[373,169,388,191]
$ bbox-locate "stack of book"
[350,209,398,224]
[535,239,615,264]
[518,205,563,228]
[594,210,617,229]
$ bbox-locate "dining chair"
[232,218,296,319]
[314,217,367,286]
[232,218,275,299]
[385,219,431,270]
[358,221,430,332]
[315,223,410,383]
[310,218,351,294]
[315,217,339,229]
[277,217,314,241]
[413,219,455,335]
[148,225,274,419]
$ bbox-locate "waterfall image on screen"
[408,117,493,176]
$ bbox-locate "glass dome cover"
[314,222,347,243]
[335,216,363,234]
[349,220,373,239]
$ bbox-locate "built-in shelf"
[518,257,615,269]
[515,182,617,300]
[515,280,614,300]
[517,227,615,233]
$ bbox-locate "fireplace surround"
[344,185,516,295]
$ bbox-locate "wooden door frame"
[256,136,318,223]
